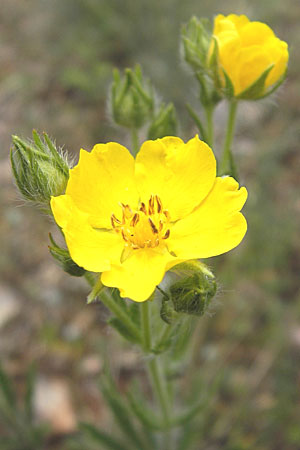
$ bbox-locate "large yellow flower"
[51,136,247,302]
[213,14,288,96]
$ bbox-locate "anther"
[121,230,129,242]
[163,210,170,221]
[159,220,163,231]
[155,195,162,213]
[148,196,155,215]
[139,202,147,214]
[122,203,133,219]
[149,217,158,234]
[111,213,121,226]
[162,229,170,239]
[130,213,140,227]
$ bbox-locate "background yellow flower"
[51,136,247,302]
[213,14,288,96]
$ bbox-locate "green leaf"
[108,317,140,343]
[0,364,16,409]
[80,423,129,450]
[127,390,164,431]
[237,64,274,100]
[24,364,36,422]
[101,380,146,449]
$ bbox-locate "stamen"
[163,210,170,221]
[159,220,163,231]
[155,195,162,213]
[130,213,140,227]
[149,217,158,234]
[162,229,170,239]
[122,203,133,219]
[121,229,129,242]
[139,202,147,214]
[111,213,121,226]
[148,195,155,215]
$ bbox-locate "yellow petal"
[135,135,216,221]
[239,21,274,46]
[51,195,124,272]
[265,38,289,87]
[226,14,249,31]
[66,142,139,228]
[237,45,273,94]
[101,248,176,302]
[168,177,247,259]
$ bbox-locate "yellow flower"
[212,14,288,97]
[51,136,247,302]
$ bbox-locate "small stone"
[34,377,76,433]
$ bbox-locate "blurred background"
[0,0,299,449]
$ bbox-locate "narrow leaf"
[80,423,129,450]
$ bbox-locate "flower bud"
[169,261,217,316]
[147,103,177,140]
[110,65,154,129]
[181,16,212,73]
[210,14,288,99]
[160,298,179,324]
[48,233,86,277]
[11,131,70,213]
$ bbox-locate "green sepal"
[222,68,235,98]
[87,276,104,304]
[49,233,86,277]
[147,102,177,140]
[237,64,274,100]
[108,317,140,344]
[257,68,287,100]
[208,36,222,90]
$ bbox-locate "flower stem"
[219,100,239,179]
[131,128,139,156]
[141,304,172,436]
[204,104,214,148]
[141,301,151,352]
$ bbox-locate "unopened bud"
[11,131,70,213]
[160,298,179,324]
[48,233,86,277]
[147,103,177,140]
[110,65,154,129]
[181,17,212,73]
[170,261,217,316]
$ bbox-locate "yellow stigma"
[111,195,171,249]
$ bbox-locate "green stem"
[148,356,171,430]
[141,301,151,352]
[219,100,238,178]
[84,273,141,342]
[131,128,139,156]
[204,104,214,148]
[101,292,141,342]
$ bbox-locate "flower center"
[111,195,171,250]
